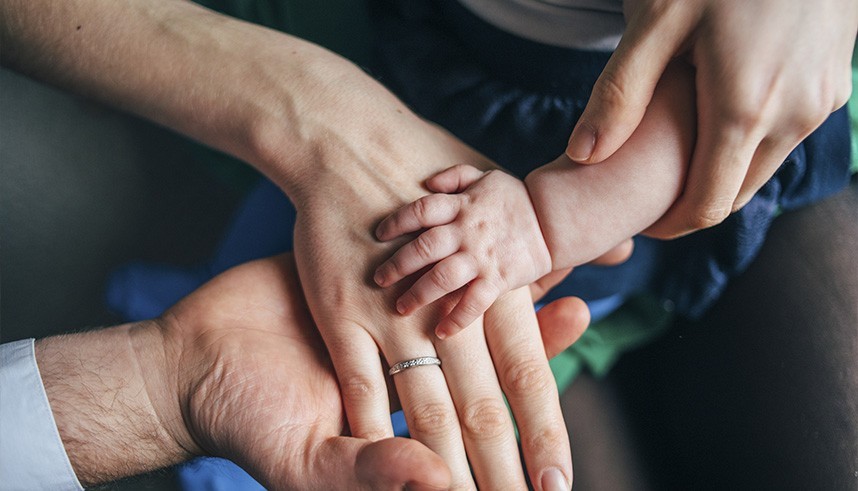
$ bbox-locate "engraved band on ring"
[388,356,441,376]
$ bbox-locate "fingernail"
[435,328,447,340]
[541,467,570,491]
[566,127,595,162]
[373,270,386,286]
[396,300,407,315]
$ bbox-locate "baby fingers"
[436,279,501,339]
[425,164,486,193]
[375,194,461,242]
[395,253,477,315]
[374,226,459,287]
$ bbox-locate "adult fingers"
[388,345,475,488]
[376,194,461,242]
[395,253,477,315]
[536,296,590,359]
[324,329,394,442]
[645,115,760,239]
[486,288,573,491]
[436,278,501,339]
[426,164,485,193]
[566,6,688,164]
[301,436,450,491]
[732,136,797,211]
[434,323,528,489]
[374,226,460,287]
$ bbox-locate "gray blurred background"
[1,67,244,489]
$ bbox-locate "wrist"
[524,166,567,270]
[36,321,197,486]
[129,319,206,460]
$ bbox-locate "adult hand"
[291,104,576,488]
[39,253,590,489]
[565,0,858,238]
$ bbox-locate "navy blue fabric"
[367,0,853,318]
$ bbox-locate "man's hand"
[566,0,858,238]
[37,253,591,489]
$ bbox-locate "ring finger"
[386,341,474,488]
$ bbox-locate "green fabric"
[549,295,673,392]
[850,44,858,174]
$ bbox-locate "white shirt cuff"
[1,339,84,491]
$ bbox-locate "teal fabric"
[550,296,673,391]
[850,43,858,174]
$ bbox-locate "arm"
[0,0,397,197]
[526,61,695,267]
[373,61,694,337]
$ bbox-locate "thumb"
[537,296,591,359]
[306,436,451,490]
[566,12,685,164]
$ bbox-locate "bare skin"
[376,62,695,338]
[1,1,584,487]
[36,253,591,489]
[567,0,857,238]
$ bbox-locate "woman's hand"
[565,0,858,238]
[289,107,575,489]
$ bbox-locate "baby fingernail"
[396,300,407,314]
[435,328,447,340]
[541,467,570,491]
[566,127,595,162]
[373,270,385,286]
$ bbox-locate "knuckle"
[723,99,763,130]
[408,402,456,438]
[461,397,509,440]
[688,201,732,230]
[429,266,455,291]
[503,357,553,397]
[412,196,430,220]
[340,373,384,402]
[522,427,568,459]
[459,296,485,318]
[593,69,631,111]
[413,233,436,261]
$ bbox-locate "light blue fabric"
[0,339,83,491]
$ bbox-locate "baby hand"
[374,164,552,338]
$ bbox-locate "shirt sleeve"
[0,339,84,491]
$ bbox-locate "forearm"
[35,321,198,486]
[525,62,695,268]
[0,0,399,194]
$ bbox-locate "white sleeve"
[0,339,84,491]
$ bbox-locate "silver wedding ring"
[388,356,441,375]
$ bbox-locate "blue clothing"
[0,339,83,491]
